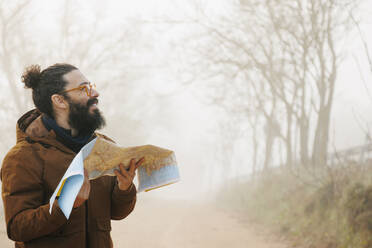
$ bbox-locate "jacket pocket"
[49,224,83,237]
[95,218,111,232]
[49,208,85,237]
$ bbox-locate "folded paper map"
[49,137,180,219]
[84,137,180,191]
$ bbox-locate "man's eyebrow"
[79,82,90,86]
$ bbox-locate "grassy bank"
[217,163,372,248]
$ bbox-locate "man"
[1,63,142,248]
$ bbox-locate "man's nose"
[91,87,99,98]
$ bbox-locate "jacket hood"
[16,109,74,154]
[17,109,47,141]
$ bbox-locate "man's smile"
[87,98,99,109]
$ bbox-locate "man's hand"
[114,157,144,191]
[72,169,91,209]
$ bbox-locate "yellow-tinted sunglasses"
[60,83,96,97]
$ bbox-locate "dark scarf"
[41,115,94,153]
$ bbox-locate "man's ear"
[51,94,68,110]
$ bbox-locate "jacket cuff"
[112,182,136,200]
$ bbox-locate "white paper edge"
[49,138,97,218]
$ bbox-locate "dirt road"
[0,197,290,248]
[114,196,290,248]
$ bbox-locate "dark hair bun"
[22,65,42,90]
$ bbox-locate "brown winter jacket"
[1,109,137,248]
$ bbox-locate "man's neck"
[54,114,78,137]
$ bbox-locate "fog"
[1,0,372,247]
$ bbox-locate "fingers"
[115,158,144,184]
[115,165,132,181]
[81,183,90,198]
[81,168,90,193]
[118,163,133,178]
[114,169,125,181]
[74,170,91,208]
[81,176,90,195]
[129,157,144,174]
[115,158,145,191]
[135,157,145,170]
[129,158,135,174]
[120,164,134,180]
[119,157,143,175]
[74,185,89,208]
[84,168,90,181]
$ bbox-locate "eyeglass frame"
[59,82,96,97]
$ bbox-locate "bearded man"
[1,63,142,248]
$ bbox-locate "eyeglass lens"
[87,83,96,96]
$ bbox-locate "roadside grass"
[217,162,372,248]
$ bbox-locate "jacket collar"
[16,109,75,155]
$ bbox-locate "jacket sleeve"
[1,148,68,242]
[110,179,137,220]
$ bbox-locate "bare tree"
[180,0,360,173]
[0,1,35,115]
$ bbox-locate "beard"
[67,98,106,136]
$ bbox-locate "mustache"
[87,98,98,107]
